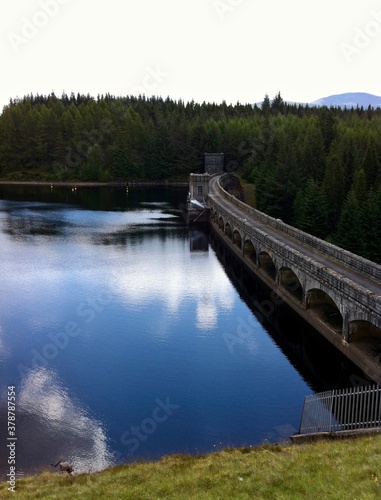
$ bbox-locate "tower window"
[198,186,203,196]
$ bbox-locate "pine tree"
[271,92,284,115]
[317,107,336,152]
[361,190,381,263]
[261,94,271,116]
[334,190,365,255]
[293,179,330,238]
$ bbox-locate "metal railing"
[299,385,381,435]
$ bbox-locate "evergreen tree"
[317,107,336,152]
[0,91,381,262]
[261,93,271,116]
[361,190,381,262]
[80,144,104,181]
[334,190,365,255]
[293,179,330,238]
[271,92,285,115]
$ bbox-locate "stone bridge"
[207,174,381,383]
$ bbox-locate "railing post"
[329,390,335,432]
[299,396,307,434]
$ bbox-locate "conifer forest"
[0,92,380,263]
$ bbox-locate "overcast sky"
[1,0,380,111]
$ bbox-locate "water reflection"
[109,245,234,330]
[0,200,181,245]
[210,229,370,392]
[0,202,68,241]
[0,185,187,213]
[10,368,113,476]
[0,325,8,363]
[189,228,209,252]
[0,184,370,480]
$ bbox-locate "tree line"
[0,91,380,262]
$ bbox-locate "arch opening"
[225,222,232,240]
[306,289,342,333]
[258,251,276,280]
[279,267,303,303]
[218,216,224,230]
[349,321,381,362]
[243,240,257,265]
[233,230,242,249]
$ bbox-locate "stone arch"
[218,216,224,230]
[279,267,303,303]
[306,288,343,334]
[348,320,381,366]
[233,229,242,249]
[243,239,257,265]
[349,320,381,344]
[225,222,232,240]
[258,251,276,280]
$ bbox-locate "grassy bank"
[1,436,381,499]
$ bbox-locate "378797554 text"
[6,386,17,493]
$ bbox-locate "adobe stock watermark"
[224,315,257,354]
[131,65,169,97]
[63,118,113,171]
[17,288,113,377]
[224,137,263,174]
[349,361,381,388]
[341,9,381,63]
[224,289,287,354]
[213,0,246,21]
[119,397,179,457]
[8,0,72,54]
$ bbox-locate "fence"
[299,385,381,435]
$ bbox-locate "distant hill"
[255,92,381,109]
[310,92,381,109]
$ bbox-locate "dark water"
[0,185,368,479]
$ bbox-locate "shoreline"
[0,180,188,188]
[1,435,381,498]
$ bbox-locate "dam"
[187,171,381,384]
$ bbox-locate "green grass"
[2,436,381,499]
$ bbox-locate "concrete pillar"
[301,279,308,310]
[275,268,280,286]
[342,310,351,342]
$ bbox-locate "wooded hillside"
[1,92,380,262]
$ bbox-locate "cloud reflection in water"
[16,368,114,475]
[110,246,235,332]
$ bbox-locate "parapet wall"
[216,174,381,283]
[210,193,381,318]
